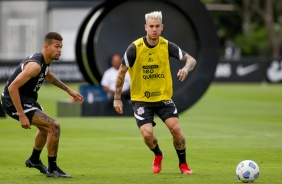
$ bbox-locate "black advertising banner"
[1,59,282,83]
[214,60,267,82]
[0,61,84,83]
[214,59,282,83]
[0,62,18,83]
[266,59,282,83]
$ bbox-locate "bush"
[234,27,270,56]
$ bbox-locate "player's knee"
[169,124,181,135]
[141,129,153,141]
[140,124,153,139]
[143,134,153,142]
[40,129,48,137]
[52,120,61,137]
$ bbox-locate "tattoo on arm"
[182,54,196,72]
[47,73,68,91]
[181,54,188,62]
[115,76,123,100]
[114,64,127,100]
[50,76,68,91]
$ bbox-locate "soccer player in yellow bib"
[113,11,196,174]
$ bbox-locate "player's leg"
[34,127,48,150]
[133,101,163,173]
[32,110,60,157]
[139,123,163,174]
[165,117,192,174]
[25,127,48,174]
[31,109,71,178]
[139,123,157,149]
[30,127,48,161]
[25,102,47,161]
[165,117,186,151]
[139,123,163,158]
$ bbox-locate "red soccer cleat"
[179,163,193,174]
[152,155,163,174]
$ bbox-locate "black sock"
[29,148,42,163]
[176,148,187,165]
[150,144,163,156]
[48,156,58,172]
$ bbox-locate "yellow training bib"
[128,37,173,102]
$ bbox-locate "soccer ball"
[236,160,259,183]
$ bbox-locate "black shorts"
[132,100,179,128]
[1,101,43,123]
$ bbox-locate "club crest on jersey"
[137,107,145,115]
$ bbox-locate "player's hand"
[177,68,189,81]
[68,89,84,104]
[113,99,123,114]
[19,115,31,129]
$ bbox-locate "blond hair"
[145,11,162,22]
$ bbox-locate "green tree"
[202,0,282,57]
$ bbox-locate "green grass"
[0,82,282,184]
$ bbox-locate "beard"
[147,34,159,41]
[53,55,60,60]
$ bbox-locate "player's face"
[145,18,163,41]
[47,39,63,60]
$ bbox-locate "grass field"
[0,82,281,184]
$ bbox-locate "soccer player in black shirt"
[1,32,84,178]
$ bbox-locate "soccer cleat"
[179,163,193,174]
[46,167,72,178]
[152,155,163,174]
[25,158,48,174]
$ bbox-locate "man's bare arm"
[182,53,197,72]
[114,64,128,100]
[45,71,84,103]
[177,53,197,81]
[45,71,69,91]
[113,64,128,114]
[8,62,41,129]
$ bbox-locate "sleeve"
[168,42,187,60]
[121,43,136,68]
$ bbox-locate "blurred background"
[0,2,281,183]
[0,0,281,83]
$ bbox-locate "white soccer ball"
[236,160,260,183]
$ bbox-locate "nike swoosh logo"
[149,52,154,55]
[236,64,259,76]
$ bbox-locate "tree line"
[202,0,282,58]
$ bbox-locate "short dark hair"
[44,32,63,44]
